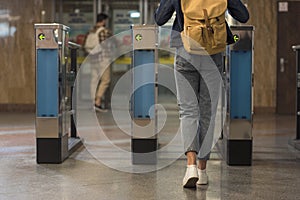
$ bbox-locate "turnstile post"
[131,25,158,164]
[222,25,254,166]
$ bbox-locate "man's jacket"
[154,0,249,47]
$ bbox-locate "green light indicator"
[135,34,142,41]
[233,34,239,43]
[38,33,46,41]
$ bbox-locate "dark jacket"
[154,0,249,47]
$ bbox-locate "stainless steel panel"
[35,23,70,49]
[62,111,72,137]
[230,25,254,51]
[35,28,58,49]
[132,119,156,139]
[132,25,158,50]
[228,119,252,140]
[36,117,59,138]
[34,23,69,30]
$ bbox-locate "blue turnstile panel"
[133,50,155,119]
[37,49,59,117]
[230,51,252,120]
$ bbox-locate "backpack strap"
[95,26,105,35]
[203,9,214,34]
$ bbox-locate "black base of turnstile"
[36,136,83,164]
[226,139,252,166]
[132,138,157,165]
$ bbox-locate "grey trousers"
[174,47,224,160]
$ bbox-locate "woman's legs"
[175,48,224,187]
[175,49,201,188]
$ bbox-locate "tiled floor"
[0,112,299,200]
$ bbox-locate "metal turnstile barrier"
[131,25,158,164]
[35,23,82,164]
[291,45,300,150]
[221,26,254,166]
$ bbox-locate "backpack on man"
[181,0,228,55]
[84,26,105,54]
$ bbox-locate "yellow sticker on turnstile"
[38,33,46,40]
[233,34,239,43]
[135,34,142,41]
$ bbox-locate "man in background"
[85,13,112,112]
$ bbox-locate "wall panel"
[247,0,277,112]
[0,0,54,111]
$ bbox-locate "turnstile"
[35,23,82,164]
[290,45,300,150]
[222,26,254,165]
[131,25,158,164]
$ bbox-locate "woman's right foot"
[182,165,198,188]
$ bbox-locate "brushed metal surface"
[36,117,59,138]
[132,25,158,50]
[132,119,156,139]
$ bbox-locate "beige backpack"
[181,0,228,55]
[84,26,105,54]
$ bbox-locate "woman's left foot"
[197,168,208,185]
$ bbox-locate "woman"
[154,0,249,188]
